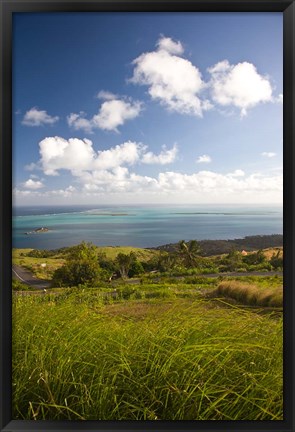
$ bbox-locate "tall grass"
[12,292,283,421]
[214,281,283,307]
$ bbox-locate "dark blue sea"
[12,204,283,250]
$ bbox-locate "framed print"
[1,0,294,431]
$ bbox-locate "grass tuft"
[214,281,283,307]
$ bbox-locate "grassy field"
[12,244,283,420]
[12,282,283,421]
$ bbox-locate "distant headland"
[151,234,283,256]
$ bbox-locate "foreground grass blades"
[12,293,283,421]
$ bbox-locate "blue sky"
[13,12,283,205]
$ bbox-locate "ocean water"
[12,204,283,250]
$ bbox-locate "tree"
[176,240,202,268]
[128,259,144,278]
[270,250,283,270]
[157,252,176,272]
[97,252,116,273]
[115,252,137,279]
[52,242,101,287]
[225,249,243,272]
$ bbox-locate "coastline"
[13,204,283,250]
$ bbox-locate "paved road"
[12,263,283,291]
[12,265,51,290]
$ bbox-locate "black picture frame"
[1,1,294,431]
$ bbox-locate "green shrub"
[128,260,144,278]
[26,249,57,258]
[52,242,102,287]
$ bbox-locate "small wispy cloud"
[22,107,59,126]
[196,154,211,163]
[227,169,245,177]
[14,185,76,198]
[96,90,117,100]
[261,152,276,158]
[25,162,39,171]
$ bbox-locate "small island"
[25,227,50,235]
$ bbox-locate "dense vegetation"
[52,242,102,287]
[13,239,283,285]
[12,240,283,421]
[154,234,283,256]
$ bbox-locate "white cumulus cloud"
[67,113,94,134]
[22,179,44,189]
[131,36,211,117]
[26,134,283,204]
[68,164,282,201]
[15,166,282,204]
[196,154,211,163]
[156,36,184,55]
[93,142,142,170]
[142,144,178,164]
[67,97,142,133]
[39,137,96,175]
[92,99,142,132]
[208,60,273,116]
[38,137,178,176]
[22,107,59,126]
[155,170,282,198]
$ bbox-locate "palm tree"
[176,240,202,268]
[157,252,176,272]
